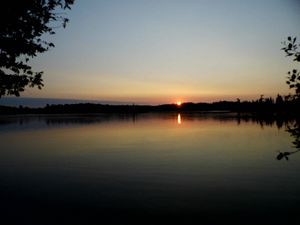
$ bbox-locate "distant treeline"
[0,95,299,115]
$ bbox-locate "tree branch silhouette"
[282,36,300,101]
[0,0,74,97]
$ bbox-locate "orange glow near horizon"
[176,101,182,106]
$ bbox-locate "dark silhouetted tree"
[0,0,74,97]
[282,36,300,101]
[275,94,284,105]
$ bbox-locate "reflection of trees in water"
[276,150,299,160]
[190,114,299,161]
[287,119,300,149]
[276,119,300,161]
[44,114,138,126]
[1,113,300,157]
[236,114,292,130]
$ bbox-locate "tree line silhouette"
[0,94,299,115]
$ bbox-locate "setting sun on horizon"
[1,1,300,225]
[10,0,298,104]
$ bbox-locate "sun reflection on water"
[177,113,182,125]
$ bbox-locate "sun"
[176,101,182,106]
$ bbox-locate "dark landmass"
[0,98,299,116]
[0,97,133,108]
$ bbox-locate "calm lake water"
[0,113,299,225]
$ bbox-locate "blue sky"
[24,0,300,104]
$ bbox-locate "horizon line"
[0,95,288,108]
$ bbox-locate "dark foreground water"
[0,113,299,225]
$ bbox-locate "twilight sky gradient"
[27,0,300,104]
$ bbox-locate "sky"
[24,0,300,104]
